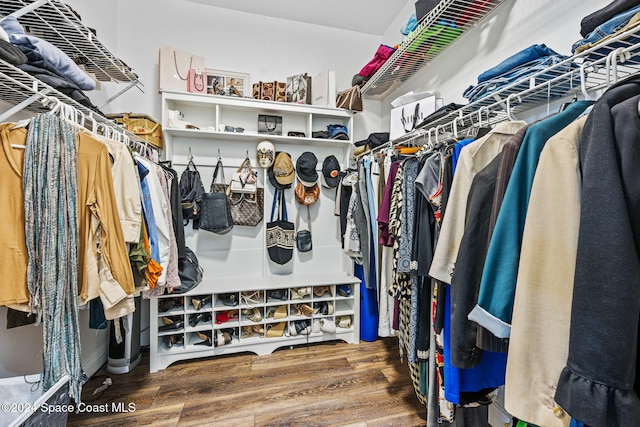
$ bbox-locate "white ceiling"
[186,0,410,36]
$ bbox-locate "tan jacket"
[505,115,587,426]
[429,121,527,283]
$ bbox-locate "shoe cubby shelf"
[150,282,360,372]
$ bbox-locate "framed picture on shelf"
[206,69,250,97]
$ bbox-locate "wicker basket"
[107,113,163,148]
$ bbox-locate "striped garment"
[23,112,84,402]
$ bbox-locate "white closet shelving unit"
[373,22,640,150]
[361,0,506,99]
[150,91,360,372]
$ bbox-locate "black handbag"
[266,188,294,264]
[295,205,312,252]
[200,158,234,234]
[179,159,206,229]
[173,247,204,294]
[258,114,283,135]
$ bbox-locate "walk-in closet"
[0,1,637,426]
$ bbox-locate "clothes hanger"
[452,114,464,139]
[505,94,521,121]
[580,61,595,101]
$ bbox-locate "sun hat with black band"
[268,151,295,190]
[295,151,318,187]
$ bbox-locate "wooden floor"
[67,337,426,427]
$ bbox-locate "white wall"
[0,307,107,378]
[64,0,384,143]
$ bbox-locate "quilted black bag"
[179,159,206,229]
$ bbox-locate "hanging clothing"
[429,121,527,285]
[555,77,640,427]
[99,137,142,244]
[0,122,135,309]
[469,100,593,339]
[0,124,29,306]
[377,160,401,246]
[476,124,531,353]
[23,113,83,402]
[448,124,529,368]
[504,114,588,427]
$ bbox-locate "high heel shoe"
[241,325,254,339]
[189,312,212,327]
[163,334,184,349]
[292,303,313,317]
[266,322,285,338]
[313,285,332,297]
[159,297,183,313]
[240,291,263,305]
[218,331,232,346]
[191,295,212,310]
[220,293,239,307]
[290,287,311,300]
[252,325,265,335]
[267,305,288,319]
[159,316,184,331]
[215,310,239,324]
[266,289,287,301]
[195,331,213,346]
[247,307,262,322]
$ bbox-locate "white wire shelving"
[0,0,139,84]
[361,0,506,99]
[365,22,640,154]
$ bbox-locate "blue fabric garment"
[401,13,418,35]
[570,419,584,427]
[137,160,160,263]
[463,54,573,102]
[477,44,560,84]
[0,16,95,90]
[572,3,640,53]
[364,157,378,289]
[443,285,507,404]
[355,263,379,342]
[468,101,593,339]
[451,138,474,174]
